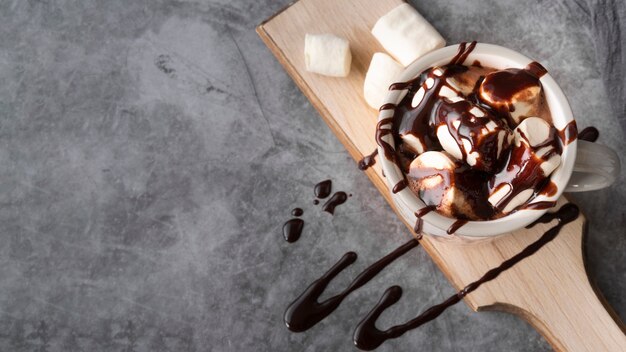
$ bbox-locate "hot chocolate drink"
[381,43,574,223]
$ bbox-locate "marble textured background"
[0,0,624,351]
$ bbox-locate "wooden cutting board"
[257,0,626,350]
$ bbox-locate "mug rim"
[378,43,577,237]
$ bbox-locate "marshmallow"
[514,117,562,176]
[363,53,404,109]
[304,34,351,77]
[514,117,551,147]
[407,152,480,219]
[398,67,464,159]
[372,4,445,67]
[401,133,427,155]
[479,68,542,124]
[488,117,562,213]
[434,99,513,173]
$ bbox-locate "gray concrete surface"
[0,0,624,351]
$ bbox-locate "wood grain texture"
[257,0,626,350]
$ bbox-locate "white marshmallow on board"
[363,53,404,109]
[304,34,352,77]
[371,3,445,67]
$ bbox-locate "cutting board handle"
[438,221,626,351]
[493,285,626,351]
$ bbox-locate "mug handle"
[565,140,621,192]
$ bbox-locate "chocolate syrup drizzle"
[359,150,378,170]
[358,104,399,171]
[322,192,348,215]
[284,239,420,332]
[558,120,578,145]
[449,41,477,65]
[523,201,557,210]
[353,204,579,350]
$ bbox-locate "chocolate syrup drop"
[413,206,435,233]
[578,127,599,142]
[415,206,436,218]
[392,180,408,194]
[359,150,378,171]
[283,219,304,243]
[292,208,303,217]
[413,219,423,234]
[314,180,332,199]
[284,239,419,332]
[353,204,579,350]
[446,219,468,235]
[322,192,348,215]
[313,200,319,205]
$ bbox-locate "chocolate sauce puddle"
[322,192,348,214]
[353,204,579,350]
[284,239,419,332]
[283,219,304,243]
[314,180,332,199]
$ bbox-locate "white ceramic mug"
[378,43,621,237]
